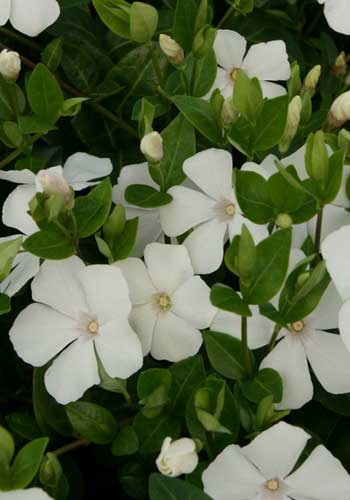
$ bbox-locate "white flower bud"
[159,34,184,65]
[303,65,321,96]
[333,51,347,76]
[140,131,164,163]
[328,91,350,128]
[36,169,72,205]
[279,96,302,153]
[0,49,21,81]
[222,97,238,126]
[156,437,198,478]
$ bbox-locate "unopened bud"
[328,91,350,129]
[296,271,310,290]
[279,96,302,153]
[192,25,216,59]
[333,52,347,76]
[0,49,21,81]
[140,131,163,163]
[36,169,73,208]
[305,130,329,182]
[338,128,350,152]
[222,97,238,126]
[302,65,321,97]
[159,34,184,66]
[275,213,293,229]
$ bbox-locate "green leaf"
[0,76,25,120]
[125,185,172,208]
[0,236,22,281]
[240,368,283,404]
[41,37,63,72]
[6,413,41,441]
[137,368,172,418]
[149,474,212,500]
[111,217,139,261]
[92,0,131,38]
[66,402,117,445]
[322,150,344,204]
[134,414,181,455]
[210,284,252,316]
[0,427,15,465]
[236,170,274,223]
[173,0,198,52]
[74,178,112,238]
[111,426,139,456]
[267,171,305,214]
[10,438,49,489]
[97,358,129,400]
[204,331,247,380]
[232,70,263,126]
[169,355,206,415]
[130,2,158,43]
[253,95,288,151]
[23,224,75,260]
[27,63,64,124]
[0,294,10,315]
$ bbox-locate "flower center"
[87,320,99,334]
[265,479,279,491]
[230,67,239,81]
[291,320,304,333]
[225,202,236,217]
[157,293,172,311]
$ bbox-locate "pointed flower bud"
[303,65,321,97]
[140,131,163,163]
[156,437,198,478]
[333,51,347,76]
[36,169,74,208]
[279,96,302,153]
[159,34,184,66]
[222,97,238,126]
[328,91,350,128]
[0,49,21,81]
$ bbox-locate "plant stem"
[148,42,164,88]
[314,207,324,254]
[190,58,198,95]
[241,316,253,379]
[53,439,90,457]
[0,133,43,169]
[0,27,41,51]
[217,6,235,29]
[269,324,282,351]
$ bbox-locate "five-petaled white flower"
[206,29,290,99]
[156,437,198,478]
[318,0,350,35]
[202,421,350,500]
[160,149,268,274]
[116,243,216,362]
[0,0,60,37]
[9,256,143,405]
[0,489,53,500]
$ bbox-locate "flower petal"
[308,281,341,330]
[183,149,234,201]
[322,0,350,35]
[9,303,80,367]
[0,168,35,184]
[45,336,99,405]
[260,336,313,410]
[339,299,350,351]
[203,67,232,100]
[228,213,268,243]
[2,185,37,235]
[151,312,202,362]
[63,153,113,190]
[259,80,287,98]
[172,276,216,329]
[129,303,157,355]
[243,422,310,480]
[32,256,87,319]
[94,319,143,379]
[10,0,60,37]
[112,162,155,205]
[242,40,290,81]
[287,445,350,500]
[144,243,193,294]
[213,29,246,72]
[308,204,350,245]
[0,0,10,25]
[0,251,39,297]
[115,257,156,305]
[0,488,54,500]
[131,211,163,257]
[322,224,350,301]
[202,444,264,500]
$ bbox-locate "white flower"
[0,49,21,80]
[318,0,350,35]
[0,488,53,499]
[140,132,164,163]
[156,437,198,477]
[328,91,350,127]
[160,149,268,274]
[206,29,290,99]
[9,256,143,404]
[116,243,216,362]
[202,421,350,500]
[0,0,60,37]
[159,35,184,65]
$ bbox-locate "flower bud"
[156,437,198,478]
[287,61,301,99]
[279,96,302,153]
[159,34,184,66]
[140,131,163,163]
[328,91,350,128]
[338,128,350,152]
[333,51,347,76]
[275,213,293,229]
[222,97,238,126]
[0,49,21,81]
[36,169,74,208]
[192,25,216,59]
[302,65,321,97]
[305,130,329,183]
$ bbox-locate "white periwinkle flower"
[116,243,216,361]
[160,149,268,274]
[0,0,60,37]
[9,257,143,405]
[206,29,290,99]
[0,49,21,80]
[156,437,198,477]
[202,421,350,500]
[0,488,53,499]
[140,132,164,163]
[318,0,350,35]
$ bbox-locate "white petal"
[211,305,272,349]
[241,160,269,179]
[333,162,350,208]
[172,276,216,329]
[184,218,227,274]
[115,257,156,305]
[303,330,350,394]
[2,185,37,235]
[259,80,287,98]
[159,185,215,237]
[322,0,350,35]
[63,153,112,190]
[213,29,247,72]
[32,256,87,319]
[131,211,163,257]
[243,422,310,480]
[202,444,264,500]
[287,445,350,500]
[0,251,39,297]
[308,204,350,245]
[0,168,35,184]
[291,223,308,249]
[308,281,341,330]
[151,312,202,362]
[94,319,143,379]
[10,0,60,37]
[0,0,10,25]
[112,162,155,205]
[228,213,268,243]
[339,299,350,351]
[203,67,232,100]
[242,40,291,81]
[261,336,313,410]
[322,225,350,301]
[282,144,308,178]
[45,336,99,405]
[9,303,80,367]
[79,265,131,324]
[129,303,157,356]
[0,488,53,500]
[144,243,193,294]
[183,149,234,201]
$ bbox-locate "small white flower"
[9,256,143,404]
[160,149,268,274]
[0,488,53,499]
[0,49,21,80]
[140,132,164,163]
[116,243,216,362]
[159,35,184,65]
[329,91,350,127]
[156,437,198,477]
[0,0,60,37]
[318,0,350,35]
[206,29,290,99]
[36,169,72,202]
[202,421,350,500]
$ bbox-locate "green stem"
[0,27,41,51]
[241,316,253,379]
[217,6,235,29]
[190,58,198,95]
[148,42,164,88]
[0,133,43,169]
[314,207,324,254]
[269,324,282,351]
[53,439,90,457]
